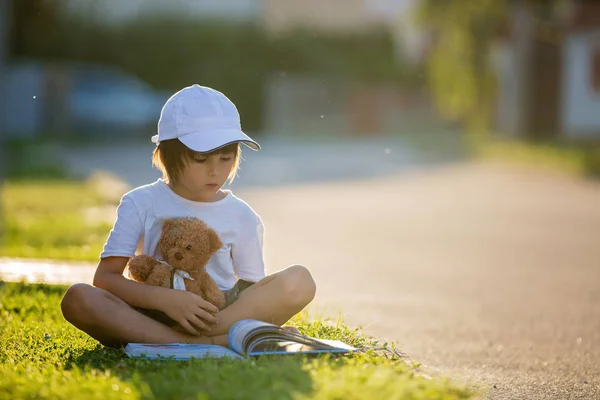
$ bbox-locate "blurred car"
[67,65,169,136]
[0,60,169,138]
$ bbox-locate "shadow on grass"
[65,344,316,400]
[0,281,316,399]
[1,281,475,399]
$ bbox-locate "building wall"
[264,76,440,137]
[492,42,520,137]
[263,0,377,34]
[562,30,600,139]
[61,0,261,25]
[492,3,538,138]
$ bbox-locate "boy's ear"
[208,229,223,253]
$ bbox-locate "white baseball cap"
[151,84,260,152]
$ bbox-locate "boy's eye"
[186,245,192,251]
[220,157,232,162]
[194,158,207,163]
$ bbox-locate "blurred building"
[61,0,262,25]
[494,1,600,141]
[62,0,413,32]
[260,0,431,137]
[0,0,427,139]
[263,0,392,34]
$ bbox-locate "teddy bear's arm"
[145,263,173,288]
[128,255,162,282]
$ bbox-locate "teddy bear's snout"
[174,252,183,261]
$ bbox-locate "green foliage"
[3,139,69,180]
[415,0,570,136]
[470,137,600,178]
[0,282,476,399]
[269,28,415,83]
[415,0,508,134]
[99,19,270,132]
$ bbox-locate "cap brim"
[177,129,260,152]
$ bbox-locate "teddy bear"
[127,217,227,314]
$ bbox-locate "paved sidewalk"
[0,257,95,285]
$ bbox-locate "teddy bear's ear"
[162,219,177,234]
[208,229,223,253]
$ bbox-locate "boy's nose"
[174,252,183,260]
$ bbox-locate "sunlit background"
[0,1,599,398]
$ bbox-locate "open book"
[124,319,357,360]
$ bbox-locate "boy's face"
[177,150,236,201]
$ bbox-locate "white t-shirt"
[100,179,266,290]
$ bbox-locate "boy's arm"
[232,213,267,283]
[93,256,169,311]
[93,256,219,334]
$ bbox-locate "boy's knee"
[61,283,96,322]
[282,265,316,307]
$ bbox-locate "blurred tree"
[269,27,417,84]
[415,0,566,135]
[104,18,270,132]
[9,0,63,58]
[415,0,508,134]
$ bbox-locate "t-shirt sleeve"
[100,194,144,259]
[231,211,267,282]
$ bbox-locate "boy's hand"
[161,290,219,335]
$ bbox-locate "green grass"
[0,281,476,399]
[470,137,600,178]
[0,175,127,261]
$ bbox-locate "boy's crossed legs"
[61,265,316,348]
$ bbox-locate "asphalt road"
[237,162,600,400]
[4,137,599,399]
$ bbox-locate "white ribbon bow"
[158,260,194,291]
[173,269,194,291]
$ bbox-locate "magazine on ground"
[124,319,357,360]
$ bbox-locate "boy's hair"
[152,139,240,184]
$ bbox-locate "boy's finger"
[188,314,211,331]
[179,319,199,336]
[197,299,219,314]
[195,308,217,324]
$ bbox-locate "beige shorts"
[223,279,255,306]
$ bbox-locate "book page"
[246,332,334,353]
[247,339,357,356]
[310,339,357,351]
[249,341,321,354]
[124,343,244,360]
[228,319,358,356]
[228,319,281,354]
